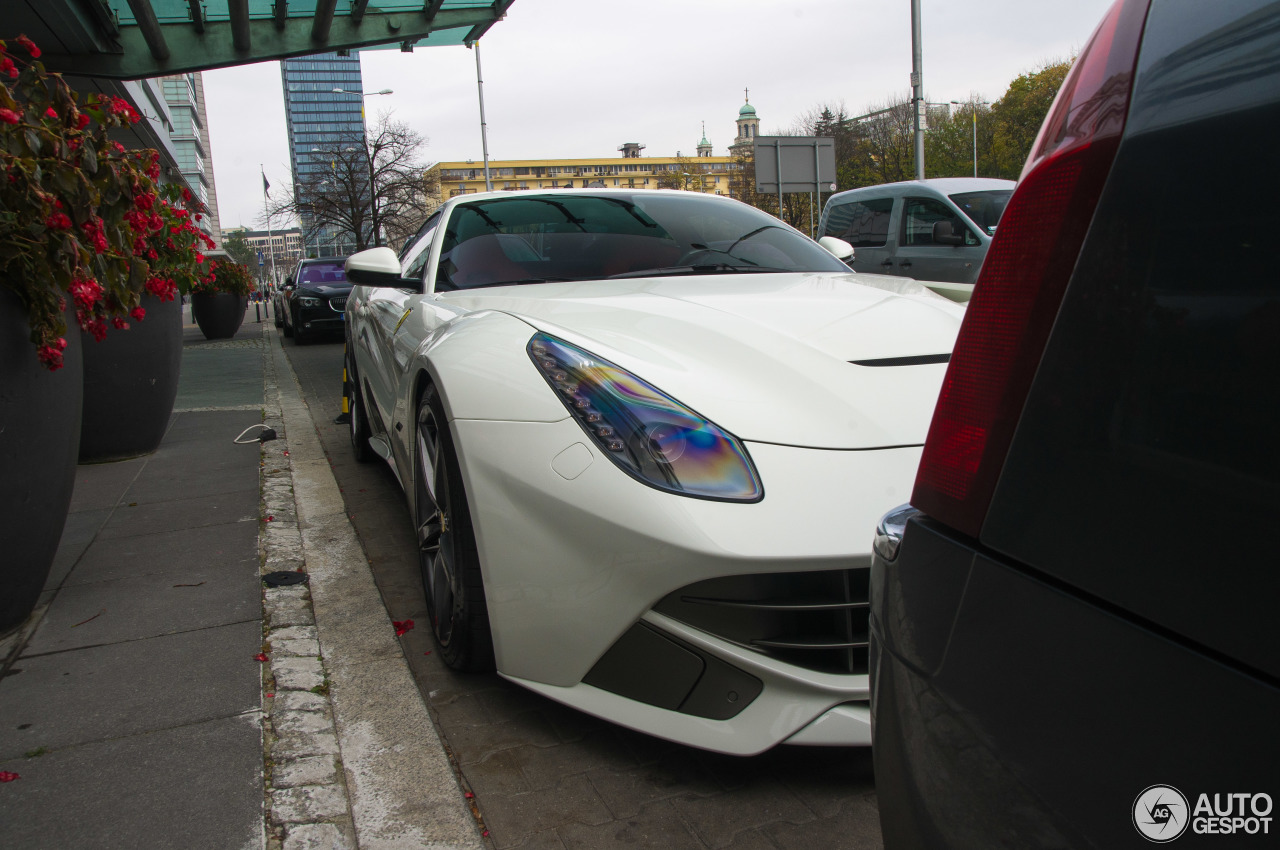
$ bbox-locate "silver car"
[818,177,1014,291]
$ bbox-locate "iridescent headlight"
[528,333,763,502]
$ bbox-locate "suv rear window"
[823,198,893,247]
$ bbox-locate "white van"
[818,177,1014,300]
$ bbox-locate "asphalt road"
[276,325,883,850]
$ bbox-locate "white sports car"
[343,189,964,755]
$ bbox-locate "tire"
[282,312,293,338]
[347,353,373,463]
[273,300,283,328]
[291,310,307,345]
[415,385,495,672]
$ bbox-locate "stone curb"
[258,327,357,850]
[256,324,486,850]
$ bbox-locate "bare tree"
[269,113,436,254]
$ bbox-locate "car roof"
[827,177,1015,204]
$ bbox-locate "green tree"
[924,100,996,178]
[222,229,257,269]
[991,60,1072,178]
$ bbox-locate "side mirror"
[817,236,855,261]
[346,247,414,287]
[283,277,295,289]
[932,221,964,246]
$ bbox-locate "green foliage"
[222,229,257,268]
[990,60,1072,177]
[0,35,212,370]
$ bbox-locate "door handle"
[899,260,913,269]
[880,258,894,268]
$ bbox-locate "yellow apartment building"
[428,97,765,201]
[430,151,738,198]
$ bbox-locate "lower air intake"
[654,568,870,675]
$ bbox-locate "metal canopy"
[5,0,515,80]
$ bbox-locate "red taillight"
[911,0,1151,538]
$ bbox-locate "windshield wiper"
[607,264,790,279]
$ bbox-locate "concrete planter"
[78,293,183,463]
[0,288,83,632]
[193,290,248,340]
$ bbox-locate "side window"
[401,213,441,282]
[824,198,893,247]
[902,198,978,246]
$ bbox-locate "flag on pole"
[262,172,270,197]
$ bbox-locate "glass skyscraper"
[281,52,367,257]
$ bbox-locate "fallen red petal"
[423,650,432,655]
[392,619,414,636]
[254,653,268,662]
[0,772,19,782]
[464,791,474,799]
[265,516,274,522]
[265,693,275,698]
[482,830,489,837]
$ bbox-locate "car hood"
[440,272,965,449]
[297,282,352,297]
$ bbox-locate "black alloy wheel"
[273,298,283,328]
[415,386,495,672]
[292,308,308,345]
[281,307,293,337]
[346,354,373,463]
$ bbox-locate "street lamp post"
[950,100,989,178]
[332,87,393,247]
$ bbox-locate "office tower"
[281,52,368,257]
[161,72,223,248]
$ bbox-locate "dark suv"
[869,0,1280,847]
[282,257,351,344]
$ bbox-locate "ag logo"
[1134,785,1190,842]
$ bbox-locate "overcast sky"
[204,0,1115,233]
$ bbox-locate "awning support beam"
[229,0,252,51]
[313,0,338,41]
[123,0,169,60]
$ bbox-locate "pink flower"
[15,35,41,59]
[37,344,64,371]
[85,318,108,342]
[1,59,16,80]
[0,107,19,124]
[111,317,128,330]
[76,113,90,129]
[44,107,57,119]
[45,212,72,231]
[130,306,146,321]
[69,277,103,309]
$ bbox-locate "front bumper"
[452,415,920,753]
[296,307,345,334]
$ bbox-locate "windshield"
[435,193,849,291]
[298,261,348,285]
[949,190,1013,236]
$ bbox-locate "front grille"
[329,296,347,311]
[653,568,870,675]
